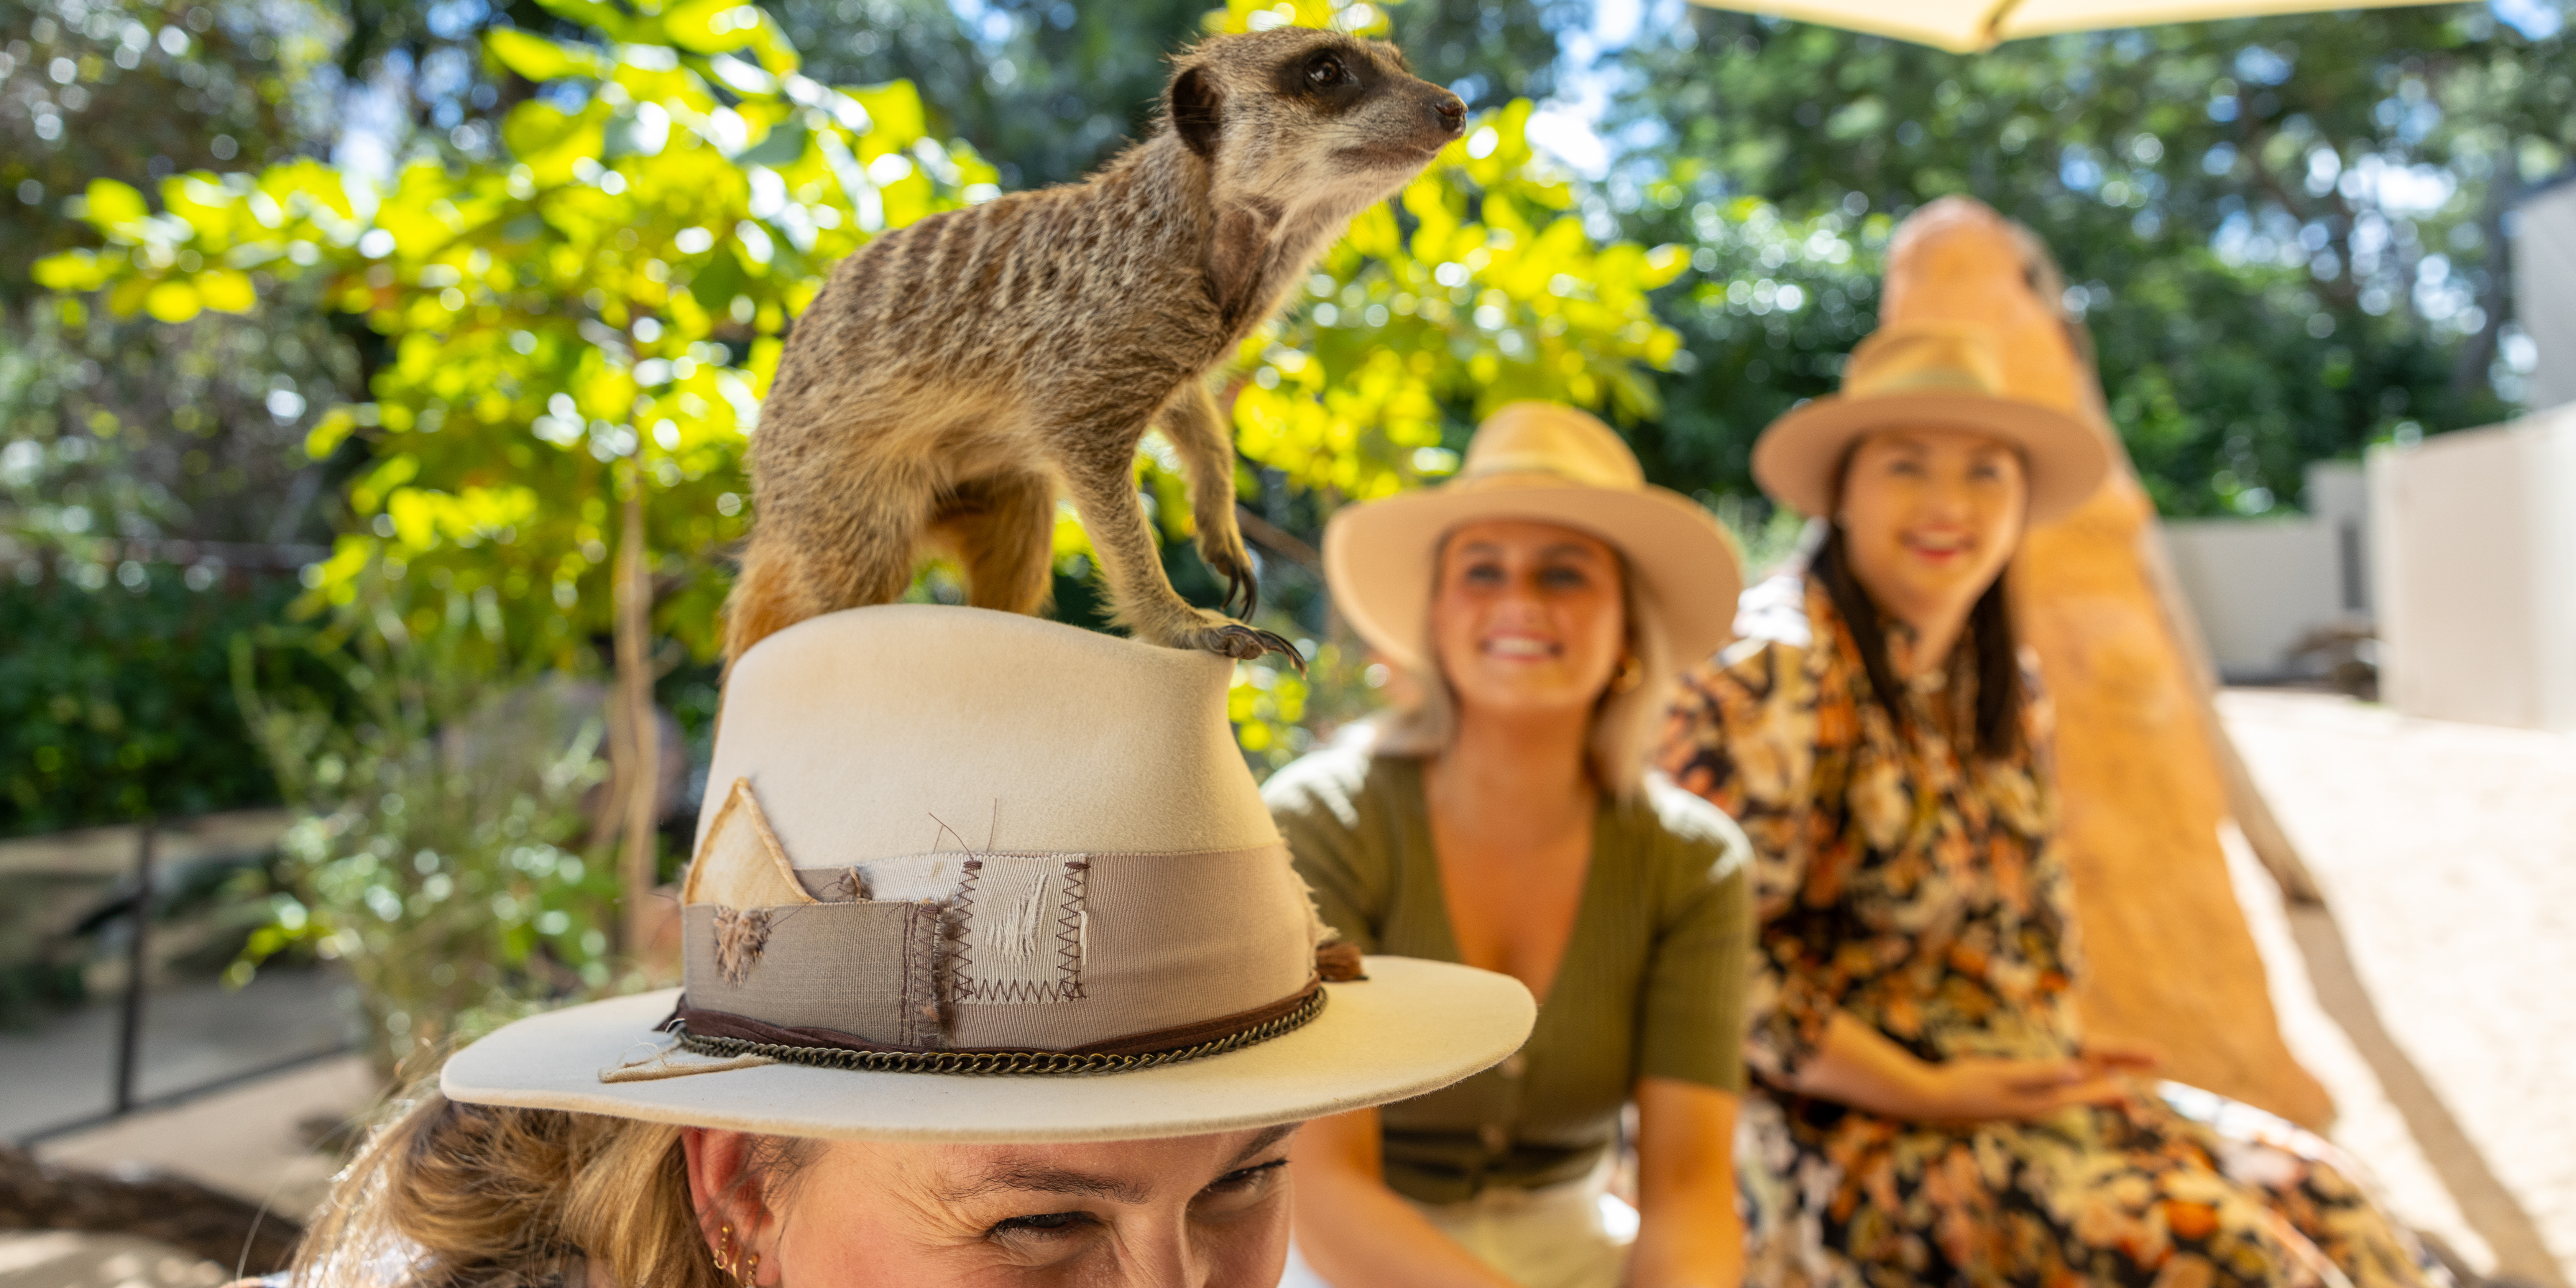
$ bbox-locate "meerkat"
[722,27,1467,666]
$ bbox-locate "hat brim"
[1323,481,1745,675]
[440,956,1534,1143]
[1751,391,2113,524]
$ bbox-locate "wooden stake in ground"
[614,483,661,958]
[1879,197,2334,1129]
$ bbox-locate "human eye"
[986,1210,1100,1242]
[1538,564,1591,590]
[1204,1158,1288,1196]
[1458,560,1506,586]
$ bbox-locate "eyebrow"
[940,1163,1153,1208]
[937,1125,1300,1210]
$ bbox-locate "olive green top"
[1263,744,1753,1204]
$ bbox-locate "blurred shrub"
[231,562,622,1078]
[0,565,330,835]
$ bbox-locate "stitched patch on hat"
[950,854,1086,1005]
[711,907,772,985]
[683,779,812,909]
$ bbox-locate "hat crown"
[1454,401,1643,491]
[1838,321,2009,401]
[676,606,1317,1061]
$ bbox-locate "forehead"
[1441,518,1615,559]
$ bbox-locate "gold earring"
[1610,656,1644,694]
[716,1223,756,1283]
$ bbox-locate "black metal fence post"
[112,820,156,1115]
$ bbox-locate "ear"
[682,1127,779,1272]
[1204,202,1281,330]
[1169,65,1221,159]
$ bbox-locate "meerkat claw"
[1222,565,1260,621]
[1209,624,1306,672]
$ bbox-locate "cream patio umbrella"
[1685,0,2433,51]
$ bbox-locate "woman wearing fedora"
[1659,322,2439,1288]
[260,608,1536,1287]
[1265,403,1754,1288]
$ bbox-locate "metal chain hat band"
[667,986,1331,1076]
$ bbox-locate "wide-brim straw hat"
[1753,321,2112,523]
[441,607,1535,1142]
[1322,402,1744,675]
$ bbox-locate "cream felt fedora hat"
[1752,320,2112,523]
[1322,402,1744,675]
[440,606,1534,1142]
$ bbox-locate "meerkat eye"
[1306,53,1349,86]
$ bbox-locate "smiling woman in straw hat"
[1659,322,2442,1288]
[1264,402,1753,1288]
[266,606,1534,1288]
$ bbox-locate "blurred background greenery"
[2,0,2567,1064]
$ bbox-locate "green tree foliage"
[0,571,329,833]
[1,0,338,288]
[37,0,993,665]
[3,0,359,573]
[1610,3,2573,516]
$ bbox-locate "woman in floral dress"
[1660,321,2440,1288]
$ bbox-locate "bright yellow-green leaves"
[1228,99,1688,503]
[33,0,992,664]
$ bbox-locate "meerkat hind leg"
[925,471,1056,615]
[1059,447,1301,669]
[726,455,934,667]
[1158,383,1258,621]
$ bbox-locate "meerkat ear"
[1170,66,1222,159]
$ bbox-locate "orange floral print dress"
[1660,574,2440,1288]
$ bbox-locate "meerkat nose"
[1433,92,1467,136]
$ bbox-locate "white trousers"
[1280,1168,1637,1288]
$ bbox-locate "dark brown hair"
[1809,523,2023,762]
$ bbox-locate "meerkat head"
[1162,28,1467,220]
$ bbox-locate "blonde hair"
[293,1089,807,1287]
[1375,539,1674,800]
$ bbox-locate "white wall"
[2370,403,2576,732]
[2513,179,2576,414]
[2160,461,2370,682]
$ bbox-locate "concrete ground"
[5,1056,379,1288]
[2221,688,2576,1286]
[0,1232,233,1288]
[0,969,350,1143]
